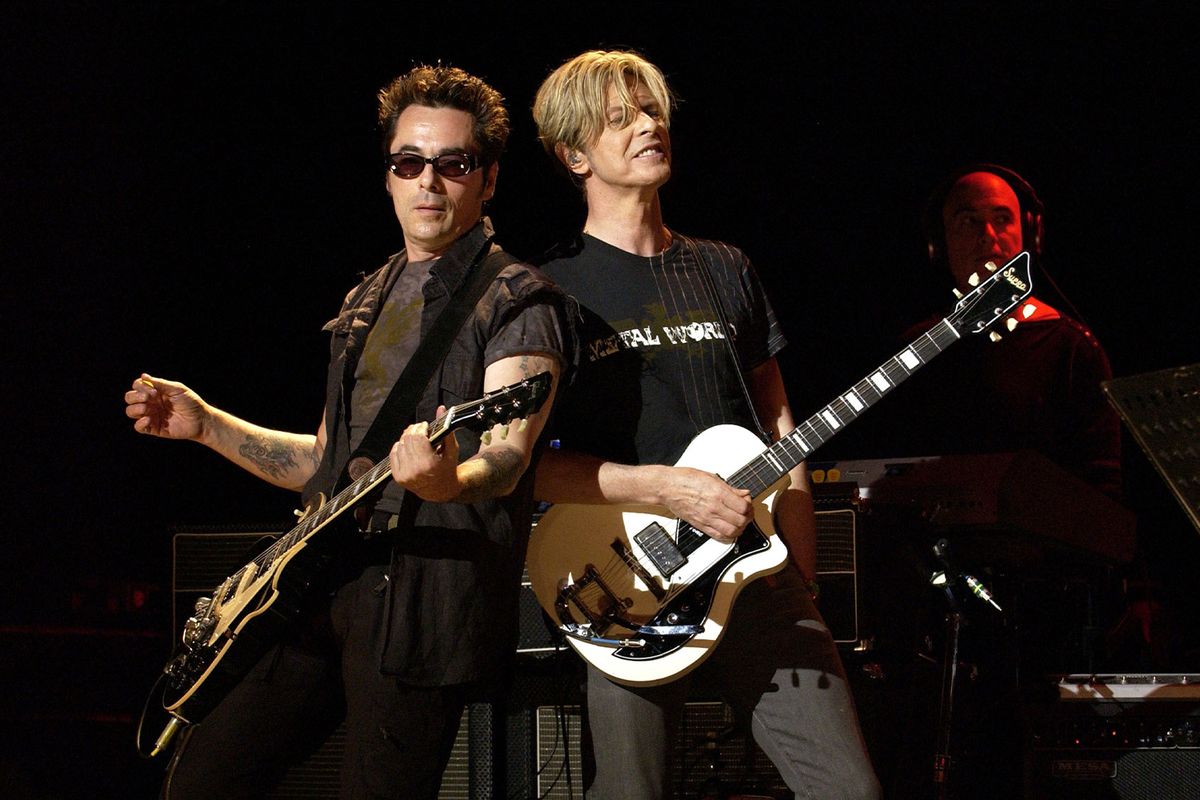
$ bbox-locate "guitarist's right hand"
[655,466,753,544]
[125,373,210,442]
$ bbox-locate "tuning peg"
[989,331,1002,342]
[984,260,998,272]
[518,418,529,432]
[1021,303,1037,319]
[952,288,963,299]
[499,424,510,440]
[1006,318,1018,332]
[968,273,980,287]
[481,430,492,445]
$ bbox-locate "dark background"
[2,2,1197,796]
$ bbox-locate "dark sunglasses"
[384,151,480,179]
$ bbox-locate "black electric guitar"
[137,371,553,757]
[526,253,1033,686]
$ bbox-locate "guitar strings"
[729,322,957,495]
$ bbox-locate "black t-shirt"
[541,232,785,466]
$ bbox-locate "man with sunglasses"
[125,65,566,798]
[530,50,878,799]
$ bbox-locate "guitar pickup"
[633,522,687,577]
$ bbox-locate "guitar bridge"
[555,565,636,635]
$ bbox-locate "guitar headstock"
[434,371,553,442]
[944,251,1034,338]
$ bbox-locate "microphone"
[930,538,1002,612]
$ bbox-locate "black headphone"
[922,162,1045,265]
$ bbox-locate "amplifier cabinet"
[171,529,284,642]
[814,506,859,644]
[517,564,561,656]
[812,482,861,645]
[263,705,495,800]
[527,701,788,800]
[1026,674,1200,799]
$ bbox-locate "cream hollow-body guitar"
[526,253,1033,686]
[136,372,553,758]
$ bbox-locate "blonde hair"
[533,50,674,163]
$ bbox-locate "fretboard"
[734,318,960,496]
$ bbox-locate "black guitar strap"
[682,234,772,446]
[347,239,516,478]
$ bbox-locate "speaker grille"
[1030,749,1200,800]
[267,725,344,799]
[532,701,787,798]
[535,705,585,799]
[815,507,859,643]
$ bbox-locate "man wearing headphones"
[826,164,1124,797]
[915,164,1121,497]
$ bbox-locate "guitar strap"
[682,235,772,446]
[345,237,517,482]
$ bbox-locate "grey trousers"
[585,565,881,800]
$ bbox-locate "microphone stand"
[928,537,1002,800]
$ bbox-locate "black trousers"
[161,564,469,800]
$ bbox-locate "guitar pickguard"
[611,523,771,662]
[528,424,791,686]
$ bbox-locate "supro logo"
[1003,267,1028,293]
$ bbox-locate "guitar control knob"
[164,655,186,679]
[181,615,215,649]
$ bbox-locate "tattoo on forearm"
[239,434,300,480]
[458,447,525,503]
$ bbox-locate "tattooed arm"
[389,353,561,504]
[125,373,326,492]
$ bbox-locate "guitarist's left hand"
[389,406,463,503]
[388,352,561,505]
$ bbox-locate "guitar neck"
[732,318,960,496]
[263,415,456,560]
[246,370,552,572]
